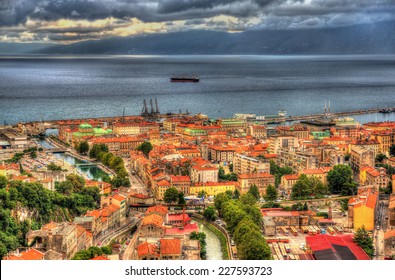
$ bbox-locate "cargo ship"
[170,75,199,82]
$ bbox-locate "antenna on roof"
[155,98,159,114]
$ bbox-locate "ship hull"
[170,78,199,82]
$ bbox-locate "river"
[36,138,109,181]
[196,221,223,260]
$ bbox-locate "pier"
[17,106,395,135]
[284,107,395,122]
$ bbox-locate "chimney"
[328,207,332,219]
[182,206,186,227]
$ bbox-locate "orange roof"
[192,164,217,171]
[4,255,22,260]
[42,221,58,231]
[384,230,395,239]
[142,214,164,227]
[157,179,171,187]
[193,181,237,187]
[239,172,274,179]
[263,154,277,159]
[129,193,150,199]
[366,169,380,177]
[350,188,378,209]
[108,204,120,211]
[283,174,300,180]
[76,225,87,237]
[365,193,378,209]
[146,205,168,215]
[20,249,44,260]
[170,175,191,182]
[302,169,325,175]
[160,239,181,255]
[91,255,110,260]
[112,193,126,202]
[86,210,102,219]
[137,242,159,257]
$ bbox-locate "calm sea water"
[1,55,395,124]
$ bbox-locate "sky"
[1,0,395,44]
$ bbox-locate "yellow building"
[190,182,237,196]
[348,188,378,231]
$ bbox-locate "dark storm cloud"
[2,0,395,44]
[0,0,41,26]
[2,0,395,27]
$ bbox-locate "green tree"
[30,151,37,159]
[197,190,207,198]
[0,176,7,189]
[190,231,207,260]
[214,192,231,213]
[47,162,62,171]
[164,187,179,203]
[233,189,240,199]
[239,193,257,206]
[178,192,186,205]
[270,160,294,187]
[265,184,278,202]
[375,153,387,163]
[242,204,262,225]
[390,144,395,157]
[66,174,85,193]
[354,226,374,258]
[327,165,354,194]
[136,141,153,158]
[100,245,112,255]
[248,184,260,201]
[237,230,271,260]
[55,180,74,195]
[344,153,351,161]
[203,206,216,221]
[291,174,312,199]
[77,141,89,155]
[218,166,238,182]
[234,217,260,245]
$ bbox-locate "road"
[279,195,353,205]
[95,217,141,246]
[122,228,141,260]
[373,199,389,259]
[124,159,149,195]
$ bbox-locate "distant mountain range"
[1,21,395,55]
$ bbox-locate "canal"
[35,138,109,181]
[196,221,223,260]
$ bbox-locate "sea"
[1,55,395,125]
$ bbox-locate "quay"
[14,106,395,135]
[285,107,395,122]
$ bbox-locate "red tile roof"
[157,179,171,187]
[142,214,164,227]
[306,234,370,260]
[165,223,199,235]
[91,255,110,260]
[160,239,181,255]
[19,249,45,260]
[146,205,168,215]
[302,169,325,175]
[86,210,102,219]
[137,242,159,257]
[112,193,126,202]
[167,214,191,223]
[239,172,274,179]
[283,174,300,180]
[170,175,191,182]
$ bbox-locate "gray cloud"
[1,0,395,43]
